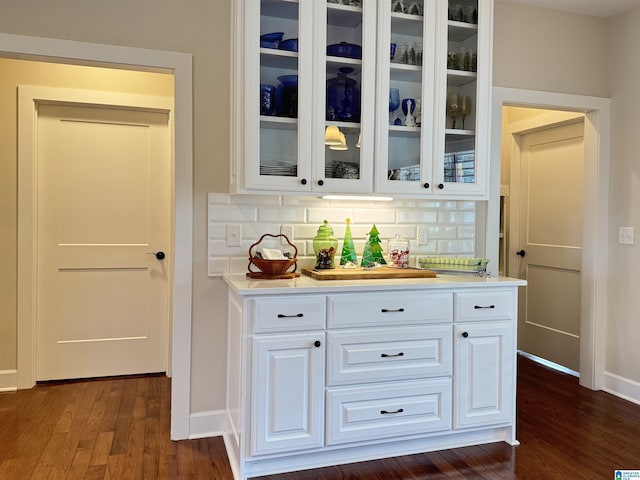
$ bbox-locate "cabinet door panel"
[251,332,325,455]
[454,321,514,428]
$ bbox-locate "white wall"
[605,6,640,391]
[493,1,609,97]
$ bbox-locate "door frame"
[3,32,194,440]
[488,87,610,390]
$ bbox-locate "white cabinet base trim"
[232,426,516,480]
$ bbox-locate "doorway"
[3,32,194,439]
[489,87,610,391]
[504,110,584,373]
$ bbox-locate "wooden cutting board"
[302,266,436,280]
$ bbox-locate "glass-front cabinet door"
[243,0,314,191]
[432,0,491,196]
[375,0,436,195]
[313,0,376,193]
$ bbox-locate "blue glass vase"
[275,75,298,118]
[326,67,360,123]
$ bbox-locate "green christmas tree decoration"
[340,218,358,266]
[360,224,387,268]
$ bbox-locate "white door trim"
[489,87,610,390]
[4,32,193,440]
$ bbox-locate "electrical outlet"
[226,224,242,247]
[280,225,293,245]
[619,226,634,245]
[417,227,428,245]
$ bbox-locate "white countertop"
[223,272,527,296]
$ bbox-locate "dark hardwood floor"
[1,355,639,479]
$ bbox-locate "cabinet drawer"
[327,325,452,386]
[328,291,452,328]
[251,296,325,333]
[326,379,452,445]
[454,289,514,322]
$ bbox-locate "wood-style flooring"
[1,355,639,479]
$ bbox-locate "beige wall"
[493,1,609,97]
[0,0,230,412]
[0,58,174,370]
[606,6,640,381]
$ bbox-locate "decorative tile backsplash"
[208,193,476,276]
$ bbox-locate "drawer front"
[327,325,452,386]
[251,296,325,333]
[455,289,514,322]
[326,379,452,445]
[328,291,453,328]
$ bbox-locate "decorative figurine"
[361,224,387,268]
[340,218,358,267]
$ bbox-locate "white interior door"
[514,121,584,372]
[36,102,171,381]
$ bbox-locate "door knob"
[147,251,166,260]
[516,250,526,257]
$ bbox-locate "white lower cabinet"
[454,322,514,428]
[225,281,521,480]
[251,332,325,456]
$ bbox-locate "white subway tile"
[210,205,257,223]
[376,225,417,240]
[283,196,328,207]
[416,200,457,209]
[307,208,353,223]
[457,201,476,211]
[437,240,475,254]
[209,240,250,258]
[457,226,475,239]
[230,257,249,274]
[208,193,231,206]
[397,210,438,224]
[352,208,396,224]
[259,206,306,223]
[438,211,475,224]
[231,194,281,206]
[427,226,457,239]
[208,258,229,277]
[208,223,226,240]
[295,224,319,239]
[241,223,280,241]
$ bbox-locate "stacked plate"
[260,165,298,177]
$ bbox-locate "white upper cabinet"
[233,0,493,198]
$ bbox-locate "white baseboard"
[603,371,640,406]
[189,409,228,439]
[0,369,18,392]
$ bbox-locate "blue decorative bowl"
[278,38,299,52]
[260,32,284,49]
[327,42,362,59]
